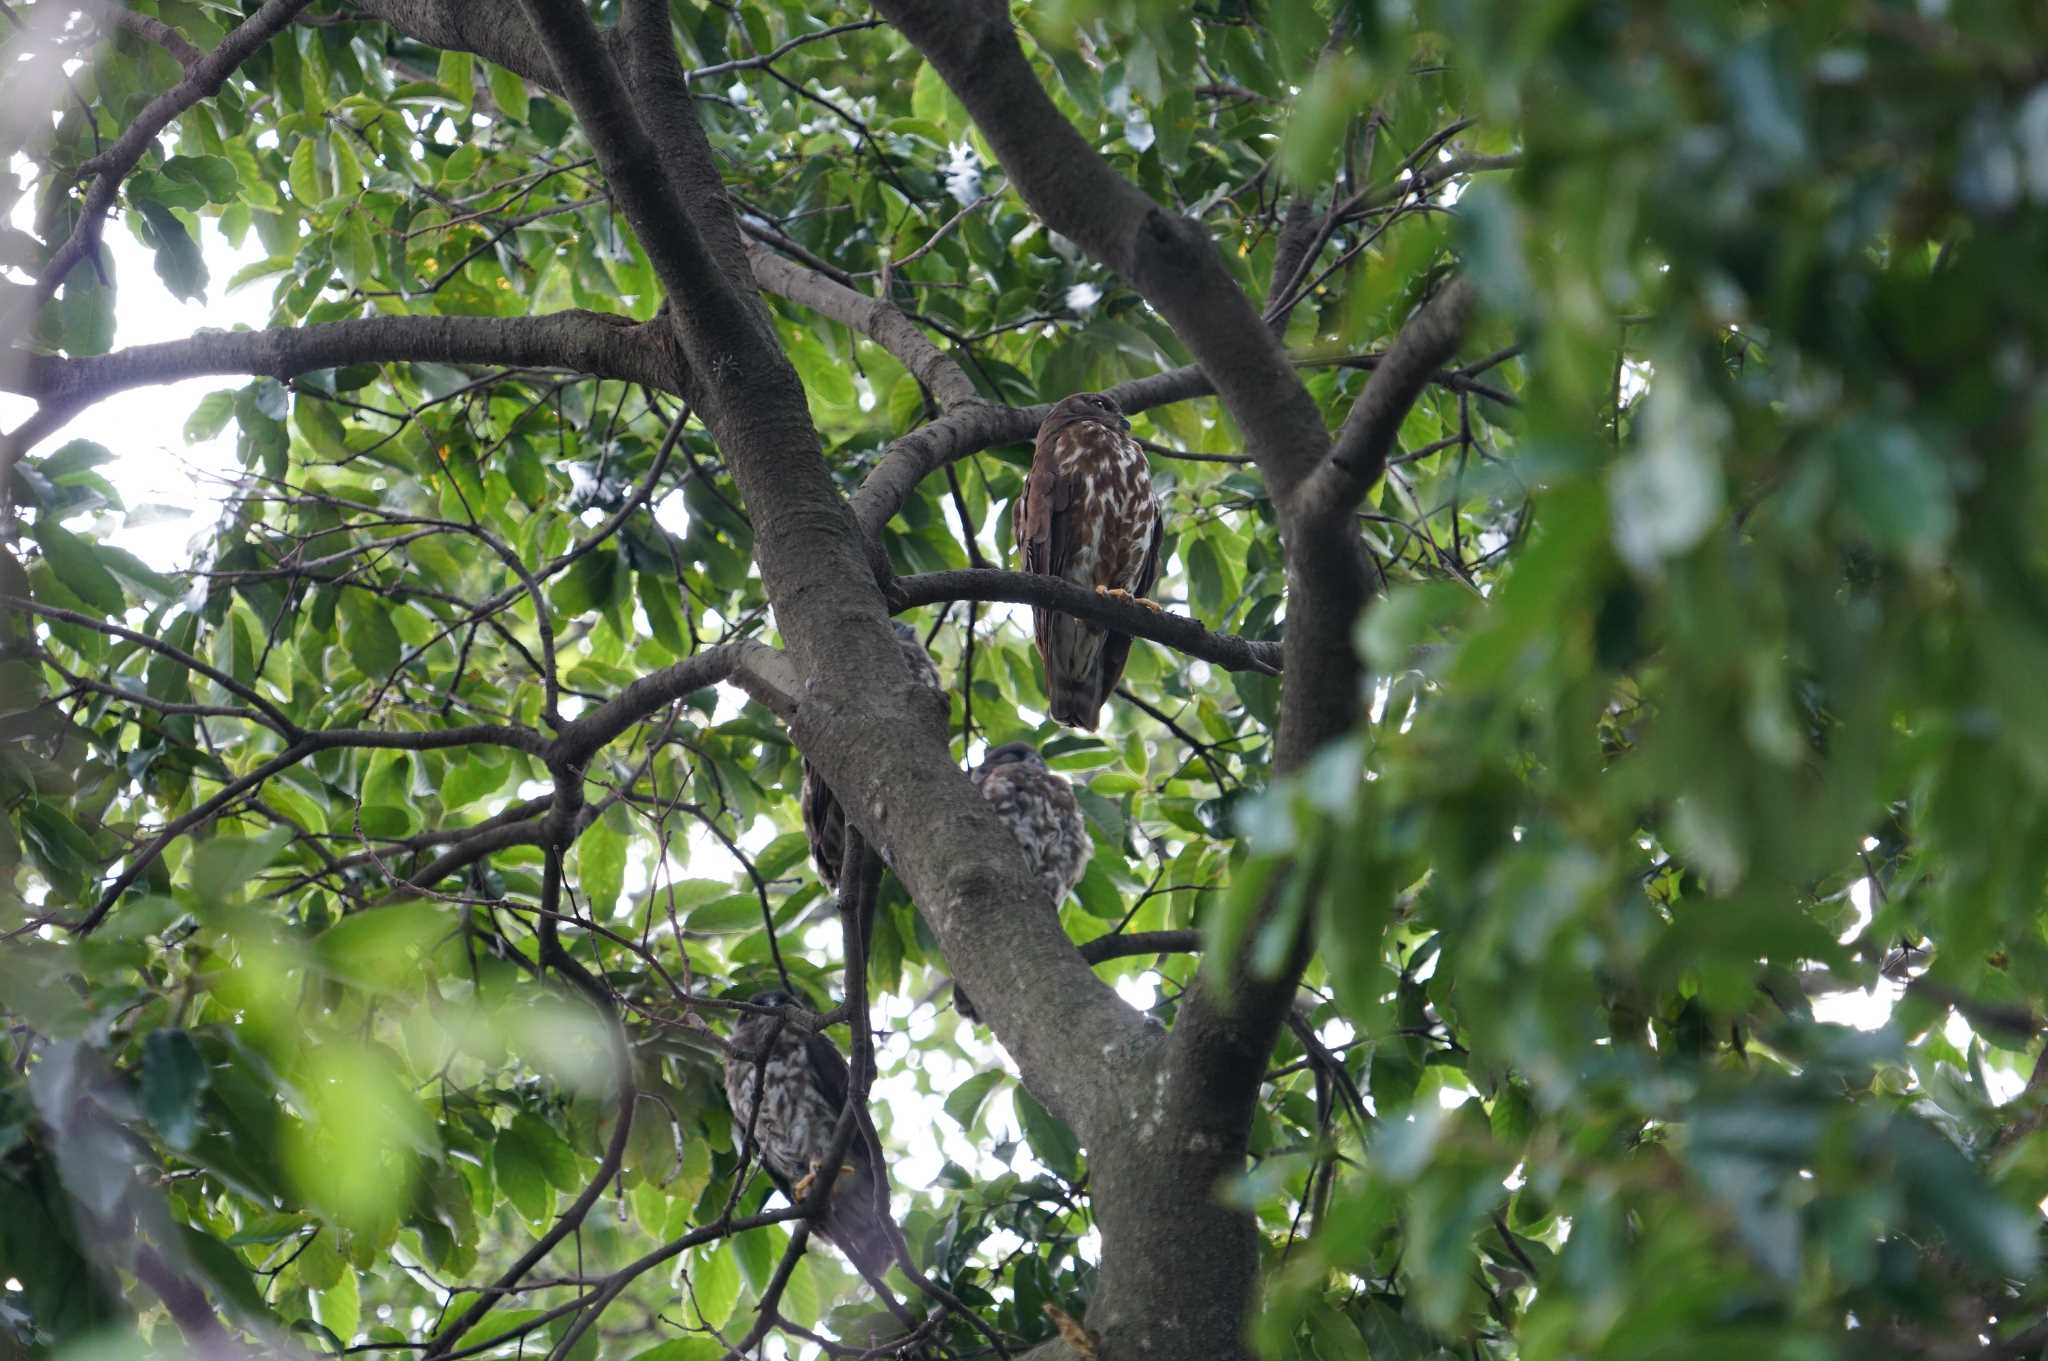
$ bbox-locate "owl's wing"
[1024,426,1089,569]
[799,758,843,891]
[1094,470,1165,705]
[803,1028,853,1125]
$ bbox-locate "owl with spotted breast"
[722,991,896,1280]
[953,741,1094,1024]
[800,621,944,891]
[1018,391,1163,729]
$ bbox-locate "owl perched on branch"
[953,742,1093,1024]
[800,621,944,891]
[722,991,896,1281]
[1018,391,1163,729]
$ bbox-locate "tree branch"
[748,246,979,409]
[548,644,743,768]
[75,0,204,68]
[1079,931,1202,966]
[888,570,1281,675]
[1,310,677,466]
[1301,279,1479,519]
[848,364,1214,545]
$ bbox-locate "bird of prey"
[800,621,944,891]
[1017,391,1162,729]
[722,990,895,1280]
[953,742,1094,1024]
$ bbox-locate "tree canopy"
[4,2,2048,1360]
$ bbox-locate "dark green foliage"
[4,2,2048,1359]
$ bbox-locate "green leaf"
[98,544,179,600]
[143,1028,210,1150]
[1187,536,1225,616]
[944,1069,1006,1130]
[687,894,762,934]
[176,1224,266,1320]
[339,591,403,677]
[509,1112,582,1192]
[784,334,856,408]
[314,1265,360,1346]
[187,828,294,905]
[184,389,239,443]
[494,1129,552,1223]
[506,440,548,509]
[440,754,510,811]
[688,1240,739,1329]
[436,49,475,104]
[288,137,325,207]
[1014,1086,1083,1183]
[487,64,528,123]
[137,201,208,300]
[162,154,241,204]
[33,520,126,614]
[313,902,441,992]
[572,807,628,918]
[637,570,687,655]
[36,439,115,481]
[752,831,811,881]
[624,1338,728,1361]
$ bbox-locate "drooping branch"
[888,570,1281,675]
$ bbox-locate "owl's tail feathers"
[821,1176,901,1284]
[1042,613,1107,729]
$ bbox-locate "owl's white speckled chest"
[1053,422,1157,592]
[980,764,1092,903]
[724,1034,840,1182]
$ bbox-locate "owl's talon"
[793,1163,857,1203]
[1136,596,1165,613]
[1095,586,1135,604]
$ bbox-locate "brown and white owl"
[1017,391,1162,729]
[722,990,896,1280]
[953,741,1093,1024]
[800,621,943,890]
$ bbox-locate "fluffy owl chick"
[800,621,944,890]
[1018,392,1162,729]
[722,991,895,1280]
[953,742,1094,1024]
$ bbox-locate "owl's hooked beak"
[1118,415,1131,432]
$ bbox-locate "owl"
[953,742,1094,1023]
[800,621,944,890]
[722,991,895,1280]
[1017,392,1162,729]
